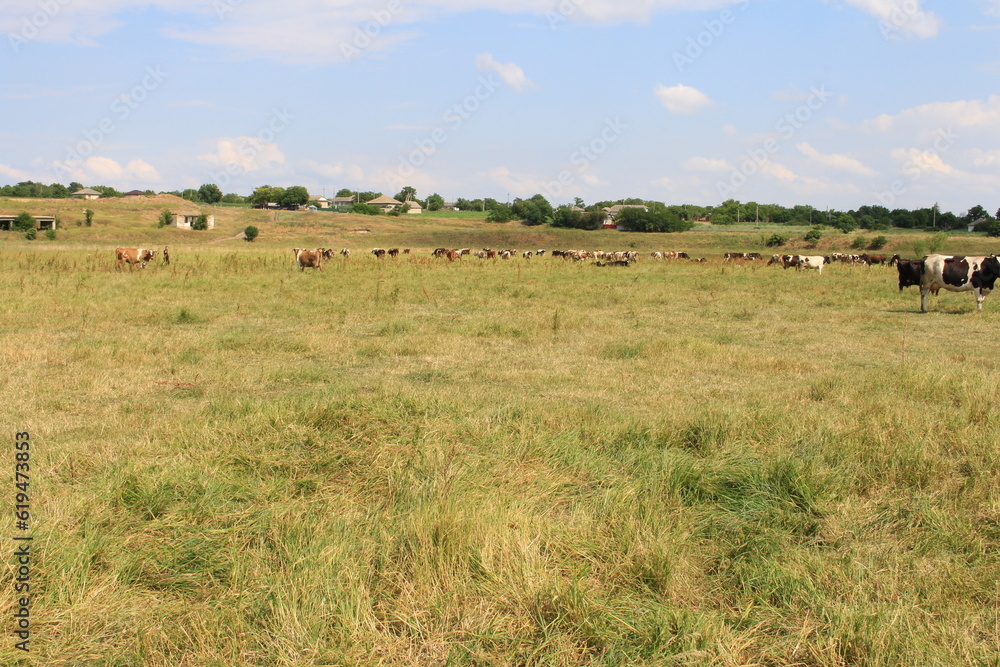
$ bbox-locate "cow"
[746,252,763,261]
[860,253,888,266]
[781,254,800,269]
[796,255,827,274]
[910,254,1000,312]
[767,254,783,266]
[445,249,459,261]
[371,248,386,258]
[293,248,322,271]
[403,248,411,254]
[433,247,448,258]
[340,248,351,258]
[387,248,400,258]
[116,247,156,268]
[536,249,546,256]
[522,251,532,259]
[321,248,335,260]
[723,252,746,262]
[895,258,924,292]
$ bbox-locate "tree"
[350,203,381,215]
[614,207,693,233]
[157,209,172,228]
[834,213,858,233]
[336,188,354,198]
[84,209,94,227]
[249,185,280,207]
[192,214,209,230]
[868,235,888,250]
[181,188,201,202]
[13,212,35,232]
[221,193,245,204]
[394,186,417,203]
[804,227,823,246]
[485,204,514,223]
[551,206,603,230]
[244,225,259,242]
[198,183,223,204]
[425,193,445,211]
[511,194,553,226]
[280,186,309,208]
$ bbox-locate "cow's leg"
[975,289,985,312]
[920,287,930,313]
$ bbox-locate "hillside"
[2,196,998,257]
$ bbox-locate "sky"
[1,0,999,214]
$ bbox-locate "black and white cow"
[904,254,1000,312]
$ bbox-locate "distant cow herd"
[112,244,1000,312]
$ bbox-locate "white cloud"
[198,137,286,174]
[863,96,1000,134]
[683,157,731,172]
[844,0,941,38]
[0,164,29,181]
[474,53,536,92]
[0,1,750,63]
[485,166,546,197]
[654,84,712,114]
[49,156,160,185]
[797,142,878,177]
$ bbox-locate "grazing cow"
[781,254,800,269]
[522,251,532,259]
[796,255,827,274]
[433,247,448,258]
[403,248,411,254]
[321,248,336,260]
[293,248,322,271]
[458,248,470,256]
[692,257,707,263]
[340,248,351,258]
[860,253,888,265]
[387,248,399,258]
[445,249,459,261]
[911,254,1000,312]
[371,248,386,258]
[895,258,924,292]
[723,252,746,262]
[536,249,546,256]
[651,251,663,260]
[746,252,763,261]
[677,252,690,259]
[116,247,156,268]
[767,254,783,266]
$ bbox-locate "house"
[404,201,422,215]
[71,188,101,200]
[604,204,649,230]
[331,196,354,209]
[968,217,989,233]
[443,202,458,211]
[124,190,144,198]
[172,213,216,230]
[0,214,56,230]
[308,195,330,209]
[366,195,403,212]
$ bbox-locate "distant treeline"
[4,180,1000,234]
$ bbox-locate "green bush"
[24,228,36,240]
[244,225,259,242]
[192,214,209,231]
[13,212,35,232]
[45,229,56,241]
[158,210,172,228]
[927,231,948,253]
[868,235,888,250]
[486,204,514,223]
[804,228,822,246]
[985,220,1000,237]
[350,203,381,216]
[851,236,867,250]
[765,233,788,247]
[84,209,94,227]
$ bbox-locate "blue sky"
[2,0,999,213]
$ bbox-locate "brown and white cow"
[907,254,1000,312]
[795,255,827,274]
[116,247,156,268]
[293,248,322,271]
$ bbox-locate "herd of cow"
[112,244,1000,313]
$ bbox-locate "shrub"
[350,203,381,216]
[927,231,948,253]
[765,233,788,247]
[804,228,822,246]
[851,236,867,250]
[868,235,888,250]
[84,209,94,227]
[45,229,56,241]
[13,212,35,232]
[192,214,209,231]
[486,204,514,223]
[24,229,36,240]
[244,225,259,242]
[985,220,1000,237]
[158,210,172,228]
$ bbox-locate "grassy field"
[1,197,999,666]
